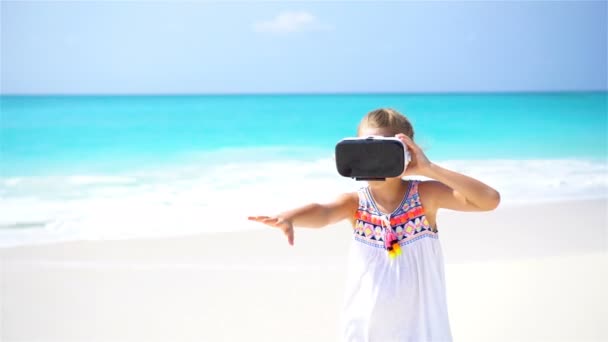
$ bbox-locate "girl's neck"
[367,178,409,213]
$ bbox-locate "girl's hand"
[247,215,295,246]
[395,133,432,177]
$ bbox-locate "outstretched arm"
[248,192,358,245]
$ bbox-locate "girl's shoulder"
[333,191,361,210]
[413,179,443,211]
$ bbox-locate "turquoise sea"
[1,93,606,246]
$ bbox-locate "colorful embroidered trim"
[352,180,438,257]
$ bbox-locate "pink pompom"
[385,231,397,249]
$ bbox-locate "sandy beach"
[2,199,607,342]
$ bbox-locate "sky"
[1,1,607,94]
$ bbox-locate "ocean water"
[1,93,606,247]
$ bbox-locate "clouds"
[253,11,331,34]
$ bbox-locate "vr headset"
[335,136,411,181]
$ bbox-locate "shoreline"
[2,198,606,260]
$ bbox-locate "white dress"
[340,180,453,342]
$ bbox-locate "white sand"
[1,199,607,341]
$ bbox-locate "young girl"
[248,108,500,342]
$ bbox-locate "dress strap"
[356,187,370,210]
[402,179,419,208]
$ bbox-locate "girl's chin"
[367,177,404,185]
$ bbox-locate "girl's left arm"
[397,134,501,212]
[421,163,501,212]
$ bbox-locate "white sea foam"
[68,175,138,185]
[4,178,22,187]
[0,155,606,247]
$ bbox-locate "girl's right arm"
[248,192,358,245]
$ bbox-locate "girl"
[248,108,500,342]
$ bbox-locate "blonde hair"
[357,108,414,139]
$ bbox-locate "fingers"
[395,134,420,152]
[248,216,278,223]
[248,215,288,229]
[249,215,295,246]
[247,216,269,221]
[286,229,294,246]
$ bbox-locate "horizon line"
[1,89,607,97]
